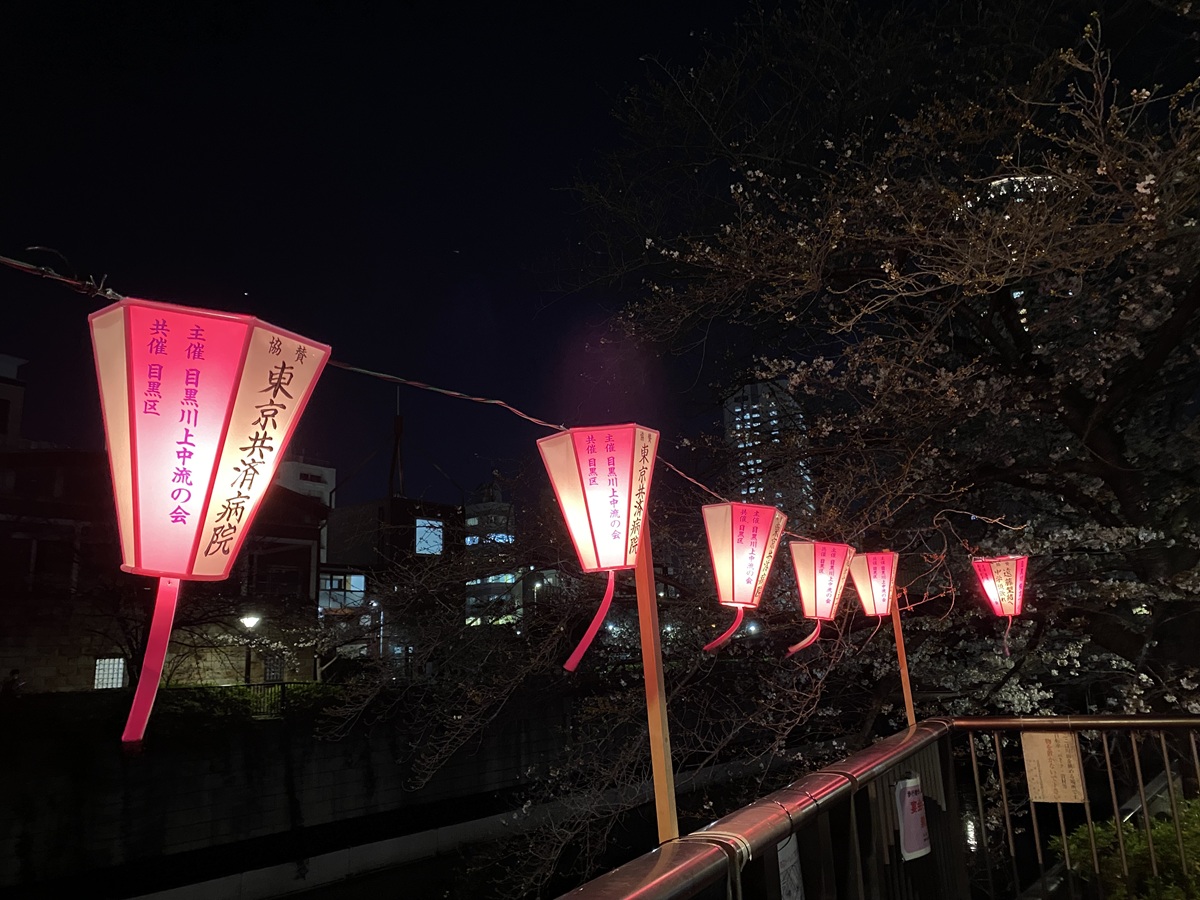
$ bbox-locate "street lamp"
[89,296,329,743]
[239,615,260,684]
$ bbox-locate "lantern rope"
[2,252,746,512]
[784,621,822,658]
[0,252,125,301]
[703,607,744,653]
[0,250,1035,662]
[562,571,617,672]
[325,359,569,432]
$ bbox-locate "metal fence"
[557,716,1200,900]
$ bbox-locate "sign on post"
[1021,731,1087,803]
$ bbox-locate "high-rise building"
[723,380,806,501]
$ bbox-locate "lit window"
[465,535,480,545]
[94,657,126,690]
[466,517,480,526]
[415,518,444,555]
[486,533,515,543]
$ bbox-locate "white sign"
[1021,731,1087,803]
[895,776,931,861]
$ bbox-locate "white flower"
[1136,174,1156,194]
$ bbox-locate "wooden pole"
[633,523,679,842]
[891,594,916,727]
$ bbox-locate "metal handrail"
[558,715,1200,900]
[562,721,953,900]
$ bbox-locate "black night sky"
[1,2,740,505]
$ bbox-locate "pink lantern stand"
[90,297,329,743]
[537,424,659,671]
[785,541,855,657]
[701,502,787,652]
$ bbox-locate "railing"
[558,716,1200,900]
[160,681,316,718]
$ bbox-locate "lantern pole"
[122,577,181,744]
[633,520,679,843]
[890,593,916,728]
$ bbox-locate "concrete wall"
[0,688,569,896]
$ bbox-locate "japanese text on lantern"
[205,354,293,557]
[137,315,210,527]
[819,544,835,605]
[188,326,324,578]
[169,323,206,526]
[604,433,622,541]
[628,431,652,556]
[740,506,762,585]
[754,512,783,599]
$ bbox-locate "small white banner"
[895,776,932,861]
[1021,731,1087,803]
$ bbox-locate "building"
[722,380,806,501]
[0,357,329,691]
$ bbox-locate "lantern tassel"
[1002,615,1013,658]
[121,577,181,744]
[563,570,616,672]
[785,620,822,659]
[704,607,745,653]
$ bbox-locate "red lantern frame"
[786,541,855,656]
[849,550,898,617]
[537,424,659,670]
[701,502,787,652]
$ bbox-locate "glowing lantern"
[972,555,1027,617]
[537,424,659,670]
[785,541,855,656]
[89,297,329,742]
[849,550,898,617]
[700,502,787,651]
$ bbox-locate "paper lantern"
[785,541,855,656]
[701,502,787,651]
[89,296,329,742]
[790,542,855,620]
[971,555,1028,617]
[849,550,898,617]
[537,424,659,670]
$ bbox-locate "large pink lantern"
[701,502,787,652]
[785,541,855,656]
[90,297,329,742]
[849,550,898,617]
[538,424,659,670]
[971,555,1028,618]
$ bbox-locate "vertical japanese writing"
[205,346,294,557]
[627,431,652,557]
[744,506,761,584]
[143,363,163,416]
[169,322,206,525]
[605,432,621,541]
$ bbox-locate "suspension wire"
[2,251,1174,559]
[0,253,731,503]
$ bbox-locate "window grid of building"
[93,657,126,690]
